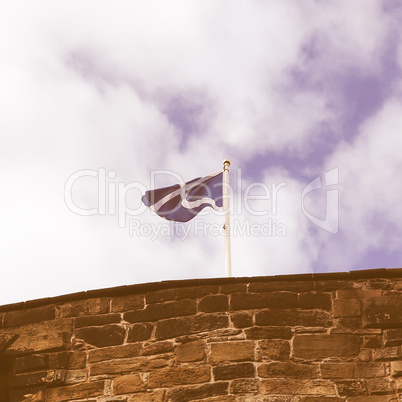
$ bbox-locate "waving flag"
[142,171,223,222]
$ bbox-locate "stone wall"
[0,268,402,401]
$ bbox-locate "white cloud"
[0,0,401,304]
[315,98,402,271]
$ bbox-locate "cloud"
[0,0,401,304]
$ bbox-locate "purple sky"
[1,1,402,305]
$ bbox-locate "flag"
[142,171,223,222]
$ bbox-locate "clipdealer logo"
[64,167,339,237]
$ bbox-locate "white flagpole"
[223,159,232,277]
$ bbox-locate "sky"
[1,0,402,305]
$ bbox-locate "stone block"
[66,351,87,369]
[46,380,105,402]
[75,313,120,328]
[141,341,174,356]
[258,362,319,378]
[335,380,367,396]
[146,285,219,303]
[90,357,146,376]
[384,329,402,346]
[320,363,355,378]
[64,369,88,384]
[367,378,395,395]
[75,324,125,347]
[213,363,255,380]
[166,382,229,402]
[219,283,247,294]
[198,294,228,312]
[298,292,332,310]
[334,317,363,329]
[175,340,205,362]
[113,374,147,394]
[3,305,55,328]
[124,299,196,323]
[230,378,259,394]
[12,371,64,388]
[231,312,253,328]
[111,294,144,312]
[56,298,109,318]
[362,297,402,328]
[15,354,48,374]
[209,341,255,363]
[89,343,142,363]
[245,326,293,340]
[391,361,402,377]
[260,379,335,395]
[128,390,166,401]
[362,335,382,348]
[1,319,73,355]
[155,313,228,340]
[337,289,382,299]
[354,362,386,378]
[255,310,332,327]
[258,340,290,360]
[230,292,297,311]
[148,366,210,388]
[367,279,393,290]
[333,299,361,318]
[127,322,153,342]
[373,347,400,361]
[293,334,360,359]
[314,280,354,291]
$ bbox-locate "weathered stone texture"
[293,334,361,358]
[175,339,205,362]
[88,343,142,363]
[256,309,332,327]
[213,363,255,380]
[75,324,125,347]
[362,297,402,328]
[298,292,332,310]
[113,374,147,394]
[258,339,290,360]
[230,378,259,394]
[0,319,73,355]
[3,305,55,328]
[258,362,319,378]
[46,380,105,401]
[199,294,229,312]
[209,341,255,363]
[333,299,361,317]
[155,313,228,340]
[260,379,336,395]
[127,322,153,342]
[245,326,293,340]
[111,294,144,312]
[124,298,196,323]
[1,269,401,401]
[148,366,210,388]
[56,298,109,318]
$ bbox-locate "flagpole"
[223,159,232,277]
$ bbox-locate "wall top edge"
[1,267,402,313]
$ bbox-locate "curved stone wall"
[1,268,402,401]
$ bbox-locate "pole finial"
[223,159,231,167]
